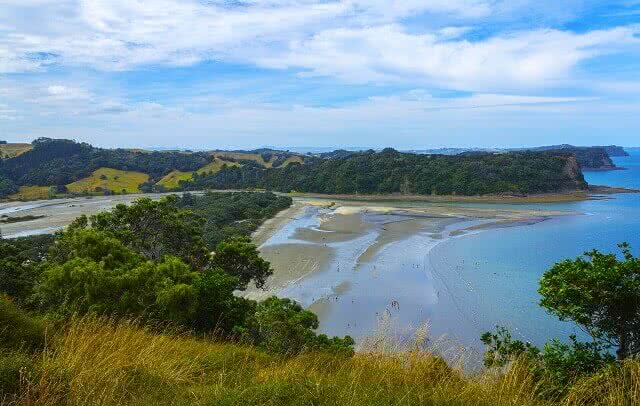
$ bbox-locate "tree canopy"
[539,243,640,360]
[187,149,587,196]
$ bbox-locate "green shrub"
[239,297,354,356]
[0,351,36,398]
[0,295,45,352]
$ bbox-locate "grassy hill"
[66,168,150,194]
[156,158,241,189]
[212,151,305,168]
[8,316,637,406]
[155,170,194,190]
[0,143,32,159]
[197,157,241,174]
[8,185,52,200]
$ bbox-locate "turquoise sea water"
[426,149,640,352]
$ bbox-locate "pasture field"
[8,186,52,200]
[156,170,193,190]
[212,151,305,168]
[0,143,32,159]
[66,168,149,194]
[196,157,241,174]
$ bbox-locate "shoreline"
[3,185,638,205]
[287,186,639,204]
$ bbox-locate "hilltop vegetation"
[1,233,639,405]
[187,148,587,195]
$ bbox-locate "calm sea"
[426,148,640,353]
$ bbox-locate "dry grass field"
[7,316,638,406]
[66,168,149,194]
[0,143,32,159]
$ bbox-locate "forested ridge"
[524,145,619,170]
[187,148,587,195]
[1,139,590,199]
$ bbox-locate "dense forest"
[174,192,292,247]
[186,148,587,195]
[602,145,629,157]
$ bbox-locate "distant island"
[0,138,595,200]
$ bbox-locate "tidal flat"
[249,200,577,365]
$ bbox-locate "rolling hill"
[66,168,150,194]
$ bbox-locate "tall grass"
[6,316,639,406]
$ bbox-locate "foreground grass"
[3,317,638,406]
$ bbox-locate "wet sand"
[248,200,575,307]
[244,198,583,368]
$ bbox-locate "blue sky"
[1,0,639,149]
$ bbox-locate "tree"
[0,175,18,198]
[193,268,255,336]
[211,236,273,290]
[0,235,53,304]
[539,243,640,360]
[35,229,202,325]
[72,196,211,270]
[239,296,354,355]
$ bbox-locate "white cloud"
[1,0,637,93]
[46,85,91,100]
[259,25,640,91]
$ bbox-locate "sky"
[0,0,639,150]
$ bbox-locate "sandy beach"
[247,199,575,300]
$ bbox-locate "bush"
[482,326,615,399]
[239,297,354,356]
[0,351,36,398]
[0,295,46,352]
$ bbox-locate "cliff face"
[526,145,621,170]
[572,147,617,170]
[561,155,588,190]
[602,145,629,157]
[543,147,616,171]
